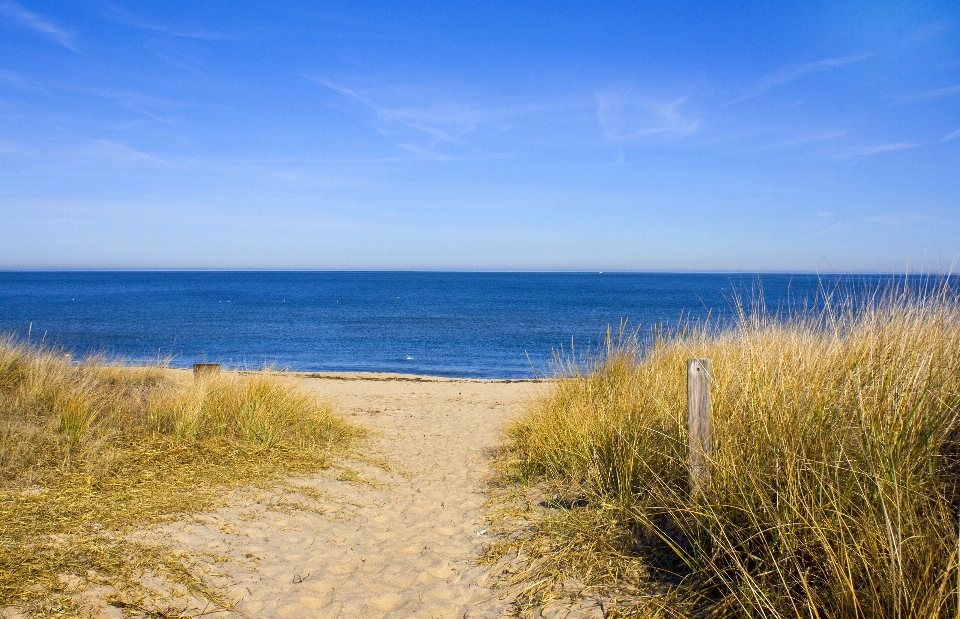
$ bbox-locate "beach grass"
[490,281,960,618]
[0,339,360,617]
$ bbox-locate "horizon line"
[0,268,952,276]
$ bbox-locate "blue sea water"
[0,271,900,378]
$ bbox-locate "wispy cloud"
[102,4,234,40]
[392,142,513,162]
[81,140,169,166]
[316,79,483,142]
[841,141,924,158]
[866,213,936,226]
[943,129,960,142]
[769,131,846,149]
[819,220,847,235]
[0,138,169,167]
[81,87,185,124]
[595,89,700,144]
[0,1,76,50]
[375,102,491,142]
[728,53,873,104]
[741,131,847,152]
[310,77,551,159]
[891,83,960,105]
[908,21,954,43]
[142,42,206,74]
[0,139,41,157]
[0,68,39,90]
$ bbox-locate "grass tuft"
[0,338,360,617]
[492,280,960,618]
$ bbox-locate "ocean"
[0,271,898,378]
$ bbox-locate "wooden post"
[687,358,713,497]
[193,363,220,379]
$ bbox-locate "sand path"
[155,374,542,619]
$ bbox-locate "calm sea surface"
[0,272,900,378]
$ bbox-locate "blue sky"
[1,1,958,271]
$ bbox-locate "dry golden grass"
[0,340,360,617]
[491,281,960,618]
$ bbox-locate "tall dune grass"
[495,282,960,618]
[0,339,358,616]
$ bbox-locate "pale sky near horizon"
[1,1,958,272]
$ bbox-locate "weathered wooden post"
[193,363,220,380]
[687,358,713,497]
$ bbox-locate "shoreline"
[170,366,542,384]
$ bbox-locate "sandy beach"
[133,372,550,618]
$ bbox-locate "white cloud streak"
[0,1,76,50]
[943,129,960,142]
[771,131,846,149]
[891,83,960,105]
[82,87,183,124]
[818,220,846,234]
[728,53,873,104]
[842,141,924,158]
[595,90,700,144]
[102,5,233,40]
[908,21,953,43]
[0,68,39,90]
[720,130,847,155]
[0,138,169,167]
[310,77,552,158]
[866,214,936,226]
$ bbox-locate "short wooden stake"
[687,358,713,497]
[193,363,220,379]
